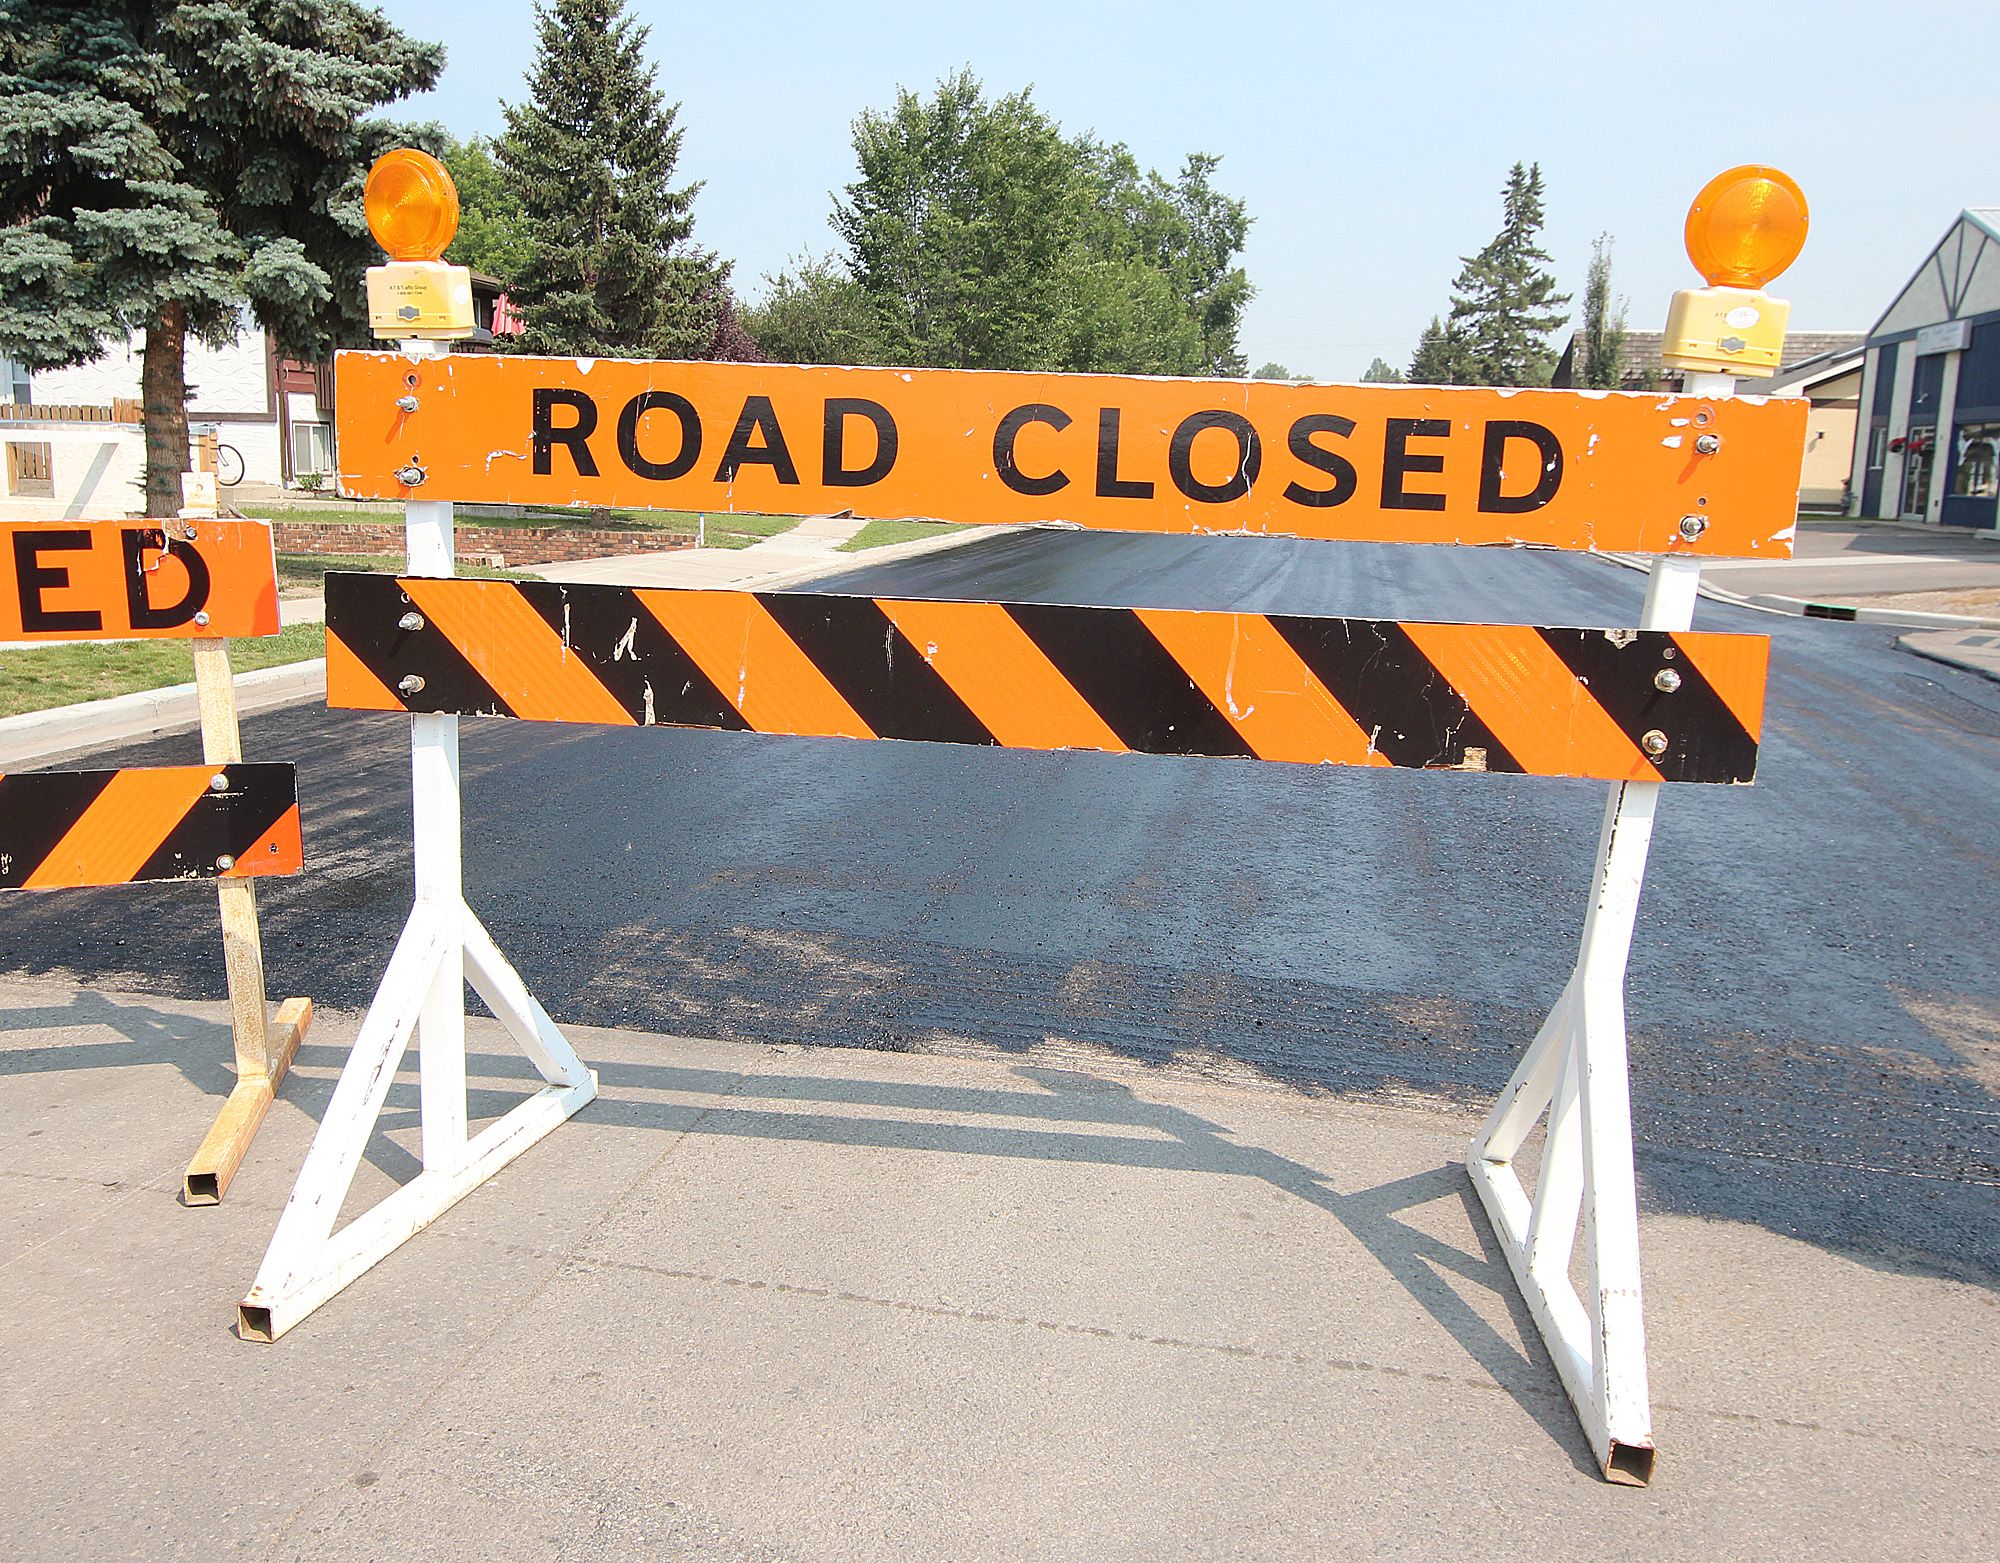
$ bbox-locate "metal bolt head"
[1653,668,1682,693]
[395,394,420,413]
[398,611,425,632]
[1694,433,1721,455]
[1677,514,1709,540]
[181,524,199,540]
[208,772,230,792]
[192,609,210,627]
[397,673,426,695]
[395,463,426,487]
[214,854,235,871]
[1640,730,1669,757]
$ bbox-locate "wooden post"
[179,467,313,1204]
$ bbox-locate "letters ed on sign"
[334,354,1808,558]
[0,520,280,641]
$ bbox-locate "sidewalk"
[0,971,1989,1560]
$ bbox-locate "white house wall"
[1877,239,1956,335]
[29,320,283,486]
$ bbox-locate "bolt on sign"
[333,356,1808,558]
[1,520,280,640]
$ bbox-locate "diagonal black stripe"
[1535,628,1759,784]
[1003,603,1253,757]
[1268,617,1522,772]
[134,763,298,883]
[0,770,116,889]
[756,593,995,746]
[517,580,748,731]
[324,572,511,717]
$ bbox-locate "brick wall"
[270,521,692,566]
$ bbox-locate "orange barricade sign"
[334,353,1806,558]
[0,520,280,641]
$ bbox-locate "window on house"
[290,421,333,476]
[1867,424,1888,468]
[1952,423,2000,499]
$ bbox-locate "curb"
[1592,551,2000,629]
[0,658,326,769]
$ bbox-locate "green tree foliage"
[821,72,1251,375]
[1360,357,1404,382]
[1253,361,1298,380]
[0,1,441,511]
[1579,232,1627,390]
[1407,315,1470,384]
[742,254,886,365]
[440,134,533,285]
[1443,162,1570,387]
[497,0,733,359]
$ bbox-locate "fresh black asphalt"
[5,530,1997,1288]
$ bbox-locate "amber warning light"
[1661,164,1808,379]
[363,148,475,340]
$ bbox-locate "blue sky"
[379,0,1999,379]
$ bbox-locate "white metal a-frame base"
[236,894,596,1342]
[1464,547,1707,1486]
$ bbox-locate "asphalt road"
[6,530,1998,1289]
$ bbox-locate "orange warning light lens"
[363,149,460,262]
[1684,165,1808,289]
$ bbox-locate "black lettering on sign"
[715,396,800,484]
[1382,418,1448,511]
[122,527,210,630]
[1478,420,1564,513]
[823,398,898,487]
[532,389,599,477]
[994,404,1071,496]
[1168,411,1260,504]
[12,528,99,634]
[1095,408,1153,500]
[1283,414,1358,508]
[617,391,701,481]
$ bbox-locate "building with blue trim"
[1849,210,2000,530]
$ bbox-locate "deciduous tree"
[1579,232,1627,390]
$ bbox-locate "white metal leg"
[1466,549,1706,1485]
[238,337,596,1341]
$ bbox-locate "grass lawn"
[697,513,802,550]
[837,518,972,552]
[0,623,326,719]
[275,553,532,594]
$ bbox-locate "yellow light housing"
[1683,165,1808,289]
[363,149,460,262]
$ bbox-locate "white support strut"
[1465,371,1734,1486]
[238,338,597,1342]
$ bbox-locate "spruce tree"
[498,0,726,359]
[0,2,442,514]
[1407,316,1471,384]
[1579,233,1628,390]
[1444,162,1571,387]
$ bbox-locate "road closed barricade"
[238,151,1813,1488]
[0,518,312,1202]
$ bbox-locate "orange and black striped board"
[1,520,280,641]
[0,764,302,891]
[325,574,1769,785]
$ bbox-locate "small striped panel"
[0,764,302,890]
[323,575,1768,785]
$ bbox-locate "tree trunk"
[142,302,189,517]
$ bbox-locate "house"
[1847,210,2000,529]
[1758,342,1865,510]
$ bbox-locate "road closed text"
[336,354,1809,556]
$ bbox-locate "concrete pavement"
[0,971,1992,1561]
